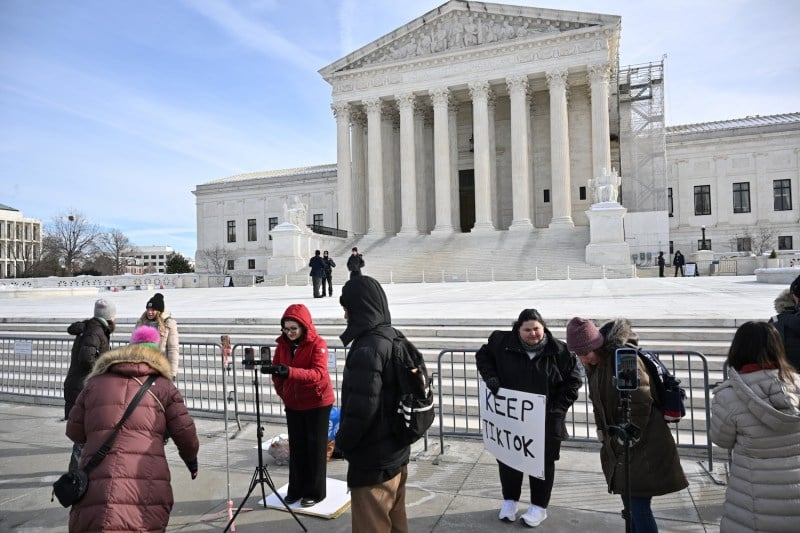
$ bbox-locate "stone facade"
[0,204,42,278]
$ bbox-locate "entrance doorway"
[459,169,475,232]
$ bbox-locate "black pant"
[674,265,683,277]
[497,459,556,508]
[285,405,332,501]
[323,275,333,296]
[312,276,323,297]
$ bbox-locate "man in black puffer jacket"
[336,275,409,533]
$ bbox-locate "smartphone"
[614,348,639,392]
[260,346,272,366]
[244,347,255,370]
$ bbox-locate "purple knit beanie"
[566,317,604,354]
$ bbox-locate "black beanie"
[146,293,165,312]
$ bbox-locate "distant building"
[0,204,42,278]
[124,245,174,274]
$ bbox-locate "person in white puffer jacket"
[710,321,800,533]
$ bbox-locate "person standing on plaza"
[566,317,688,532]
[475,308,582,527]
[66,325,199,532]
[63,298,116,471]
[657,251,666,277]
[672,250,685,277]
[346,247,364,279]
[769,273,800,370]
[336,275,409,533]
[710,321,800,532]
[309,250,326,298]
[322,250,336,297]
[135,292,180,379]
[270,303,335,507]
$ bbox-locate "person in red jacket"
[271,303,335,507]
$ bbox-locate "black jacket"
[771,297,800,371]
[322,257,336,276]
[475,327,582,460]
[63,318,111,418]
[336,275,409,485]
[309,255,326,277]
[346,253,364,274]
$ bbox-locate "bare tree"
[197,245,227,274]
[753,226,777,256]
[97,228,132,275]
[47,210,101,274]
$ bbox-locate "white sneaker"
[498,499,518,521]
[520,504,547,527]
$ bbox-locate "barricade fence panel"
[0,336,713,468]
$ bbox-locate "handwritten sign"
[479,380,546,479]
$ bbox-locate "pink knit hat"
[131,325,160,345]
[566,317,604,354]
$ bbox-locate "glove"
[484,377,500,396]
[267,364,289,378]
[185,458,198,479]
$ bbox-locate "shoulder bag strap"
[83,374,157,473]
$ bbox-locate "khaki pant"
[350,466,408,533]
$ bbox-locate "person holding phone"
[475,308,582,527]
[566,317,687,532]
[270,303,335,507]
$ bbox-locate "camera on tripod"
[242,346,278,373]
[614,347,639,392]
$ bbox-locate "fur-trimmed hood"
[599,317,639,350]
[775,288,797,314]
[88,343,173,380]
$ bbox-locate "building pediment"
[319,0,619,80]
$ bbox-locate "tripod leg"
[224,468,261,533]
[258,466,308,532]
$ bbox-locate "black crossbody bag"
[52,375,157,507]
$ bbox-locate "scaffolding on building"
[615,59,667,213]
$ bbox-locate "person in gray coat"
[710,321,800,533]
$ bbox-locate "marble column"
[414,106,430,232]
[469,81,496,232]
[448,99,460,230]
[364,97,386,236]
[588,62,612,181]
[351,110,367,235]
[397,93,419,235]
[547,68,574,228]
[382,105,398,234]
[431,87,453,234]
[332,102,352,233]
[507,74,533,230]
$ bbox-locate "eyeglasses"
[282,327,300,333]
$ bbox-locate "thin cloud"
[180,0,326,71]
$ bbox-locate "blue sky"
[2,0,798,258]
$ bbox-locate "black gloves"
[485,377,500,395]
[185,458,198,479]
[263,364,290,378]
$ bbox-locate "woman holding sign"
[475,308,581,527]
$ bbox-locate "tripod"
[610,391,640,533]
[224,363,307,532]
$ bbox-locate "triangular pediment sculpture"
[319,0,618,79]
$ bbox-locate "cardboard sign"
[479,380,546,479]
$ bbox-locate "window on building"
[313,213,323,227]
[227,259,234,271]
[248,259,256,269]
[667,187,674,217]
[543,189,550,203]
[227,220,236,242]
[247,218,257,241]
[268,217,278,241]
[774,179,792,211]
[736,238,752,252]
[669,240,674,255]
[579,186,586,201]
[778,236,793,250]
[732,182,751,213]
[694,185,711,215]
[697,239,712,251]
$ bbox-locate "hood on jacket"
[774,288,797,314]
[716,368,800,432]
[280,303,318,340]
[88,343,173,380]
[599,318,639,350]
[339,275,391,346]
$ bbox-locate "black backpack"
[632,346,686,423]
[376,329,435,444]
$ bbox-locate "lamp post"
[701,225,707,250]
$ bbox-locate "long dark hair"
[513,308,545,331]
[727,321,796,383]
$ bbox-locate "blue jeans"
[623,495,658,533]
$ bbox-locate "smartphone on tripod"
[614,348,639,392]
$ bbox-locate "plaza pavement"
[0,275,785,532]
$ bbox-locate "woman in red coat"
[271,303,335,507]
[66,326,199,532]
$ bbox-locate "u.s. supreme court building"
[194,1,799,279]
